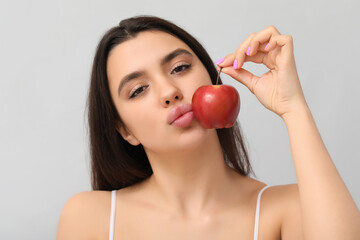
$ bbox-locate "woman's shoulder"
[246,179,302,239]
[255,181,302,239]
[66,189,113,207]
[242,176,299,198]
[262,182,300,210]
[231,176,300,220]
[245,176,298,197]
[57,190,113,240]
[247,178,300,212]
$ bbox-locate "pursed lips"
[167,103,193,124]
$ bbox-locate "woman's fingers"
[215,32,256,69]
[268,34,294,60]
[247,34,294,70]
[232,32,257,69]
[235,26,280,68]
[216,25,294,71]
[245,25,281,56]
[221,66,260,94]
[215,47,266,70]
[216,52,267,73]
[216,53,235,68]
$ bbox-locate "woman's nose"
[160,83,183,107]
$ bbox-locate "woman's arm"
[217,25,360,239]
[281,102,360,239]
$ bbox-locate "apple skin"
[192,85,240,129]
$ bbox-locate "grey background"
[1,0,359,239]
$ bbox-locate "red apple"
[192,85,240,129]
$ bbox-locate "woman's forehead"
[107,31,197,82]
[109,31,194,63]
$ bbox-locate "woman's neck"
[141,129,246,219]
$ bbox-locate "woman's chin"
[169,123,214,150]
[143,121,215,155]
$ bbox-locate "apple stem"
[216,67,222,85]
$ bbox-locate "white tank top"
[109,185,271,240]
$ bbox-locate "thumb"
[220,66,260,94]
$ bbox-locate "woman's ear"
[115,122,141,146]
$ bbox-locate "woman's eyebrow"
[160,48,193,66]
[117,48,193,97]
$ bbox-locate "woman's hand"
[216,25,307,119]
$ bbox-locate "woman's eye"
[128,64,190,99]
[171,64,191,74]
[129,85,147,99]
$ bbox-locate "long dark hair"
[86,15,254,191]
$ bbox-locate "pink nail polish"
[265,43,269,51]
[246,47,251,56]
[233,59,238,69]
[216,58,224,64]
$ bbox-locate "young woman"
[56,16,360,240]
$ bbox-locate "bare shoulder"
[263,183,299,202]
[262,184,303,240]
[238,178,300,210]
[56,190,112,240]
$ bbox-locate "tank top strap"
[109,190,117,240]
[253,185,271,240]
[108,186,271,240]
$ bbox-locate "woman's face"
[107,30,214,155]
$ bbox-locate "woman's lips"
[167,103,195,127]
[171,111,195,128]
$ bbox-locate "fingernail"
[265,43,269,51]
[233,59,238,69]
[246,46,251,56]
[216,58,224,65]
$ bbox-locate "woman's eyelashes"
[129,85,148,99]
[128,63,192,99]
[171,63,191,74]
